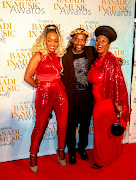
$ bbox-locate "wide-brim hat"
[95,25,117,43]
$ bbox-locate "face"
[72,33,86,54]
[46,31,59,53]
[95,35,110,57]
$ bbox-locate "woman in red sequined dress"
[87,26,129,168]
[24,25,68,172]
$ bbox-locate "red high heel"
[56,149,67,166]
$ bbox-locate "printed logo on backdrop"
[66,21,100,48]
[110,48,129,66]
[80,21,100,46]
[134,60,136,67]
[43,123,58,141]
[29,21,61,38]
[11,101,36,122]
[0,76,19,98]
[133,97,136,104]
[99,0,132,16]
[54,0,91,15]
[0,19,16,43]
[1,0,45,14]
[7,49,31,70]
[0,127,23,147]
[11,101,57,140]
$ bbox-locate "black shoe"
[92,163,103,169]
[78,149,88,160]
[69,154,76,165]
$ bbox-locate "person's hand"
[117,57,123,66]
[34,77,40,88]
[114,100,122,113]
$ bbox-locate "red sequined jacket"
[90,51,129,123]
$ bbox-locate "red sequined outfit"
[30,53,68,154]
[87,52,129,166]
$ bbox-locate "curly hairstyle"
[31,24,65,57]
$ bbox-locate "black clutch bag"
[111,113,124,136]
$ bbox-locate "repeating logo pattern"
[0,76,19,98]
[7,49,31,70]
[0,127,23,147]
[99,0,132,16]
[0,0,134,162]
[1,0,45,14]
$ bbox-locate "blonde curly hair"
[31,24,65,57]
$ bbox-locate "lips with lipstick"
[48,45,57,52]
[49,46,55,50]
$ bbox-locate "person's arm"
[114,100,127,130]
[24,52,41,88]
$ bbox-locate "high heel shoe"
[92,163,103,169]
[56,149,67,166]
[30,153,38,173]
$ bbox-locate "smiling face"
[95,35,110,58]
[46,31,59,53]
[72,33,86,54]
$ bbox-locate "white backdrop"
[129,22,136,143]
[0,0,135,162]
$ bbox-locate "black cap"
[95,26,117,43]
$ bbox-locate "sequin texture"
[30,53,68,154]
[88,51,129,123]
[87,51,129,166]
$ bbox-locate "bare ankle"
[30,153,37,167]
[58,149,65,160]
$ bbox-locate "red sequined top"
[35,53,62,81]
[87,51,129,123]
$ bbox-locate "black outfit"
[62,46,95,156]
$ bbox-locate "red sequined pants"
[30,79,68,154]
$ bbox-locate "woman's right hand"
[34,78,40,88]
[24,52,41,88]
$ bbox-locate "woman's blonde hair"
[31,24,65,57]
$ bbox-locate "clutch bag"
[111,123,124,136]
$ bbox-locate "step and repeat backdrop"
[0,0,135,162]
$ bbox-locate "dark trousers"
[66,90,93,155]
